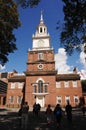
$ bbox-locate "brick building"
[6,12,82,108]
[0,72,8,107]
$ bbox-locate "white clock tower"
[32,11,50,50]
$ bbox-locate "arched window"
[40,27,42,33]
[38,80,43,93]
[44,28,45,33]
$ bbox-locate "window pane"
[44,85,47,92]
[10,96,14,103]
[56,82,61,88]
[11,83,15,89]
[74,96,79,105]
[34,85,37,93]
[57,96,62,104]
[18,83,23,89]
[73,81,77,87]
[65,96,70,104]
[17,96,22,104]
[38,80,43,93]
[38,53,43,60]
[64,81,69,88]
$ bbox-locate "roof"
[56,73,80,81]
[8,75,26,82]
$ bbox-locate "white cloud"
[78,70,86,80]
[80,51,86,69]
[55,48,86,79]
[79,51,86,80]
[0,64,5,71]
[55,48,71,74]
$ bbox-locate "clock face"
[38,64,43,69]
[38,40,44,47]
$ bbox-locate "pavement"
[0,107,86,130]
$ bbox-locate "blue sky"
[0,0,86,79]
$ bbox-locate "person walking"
[21,101,29,129]
[37,103,41,116]
[81,105,86,116]
[33,103,39,117]
[45,104,52,124]
[53,104,62,127]
[65,101,72,123]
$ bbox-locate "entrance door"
[36,96,44,107]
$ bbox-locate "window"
[56,82,61,88]
[18,82,23,89]
[57,96,62,104]
[34,85,37,93]
[74,96,79,105]
[65,96,70,104]
[38,80,43,93]
[11,83,15,89]
[40,27,42,33]
[64,81,69,88]
[17,96,22,104]
[72,81,77,87]
[44,85,47,93]
[38,53,43,60]
[33,80,48,93]
[10,96,14,103]
[44,28,45,33]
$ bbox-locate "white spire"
[41,10,43,20]
[40,10,44,24]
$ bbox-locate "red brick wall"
[25,75,56,107]
[6,82,23,108]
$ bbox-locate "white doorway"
[36,96,45,107]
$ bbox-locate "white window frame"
[74,95,79,105]
[57,96,62,104]
[33,84,37,93]
[64,81,69,88]
[9,96,14,104]
[65,96,70,104]
[18,82,23,89]
[11,83,16,89]
[38,53,43,60]
[17,96,22,104]
[56,81,61,88]
[72,81,77,88]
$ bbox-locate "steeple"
[32,11,50,50]
[32,11,49,37]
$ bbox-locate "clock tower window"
[40,27,42,33]
[44,28,45,33]
[38,53,43,60]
